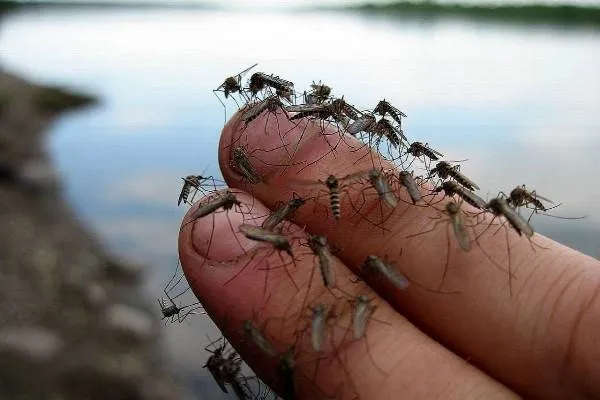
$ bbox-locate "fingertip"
[179,189,267,264]
[218,108,327,188]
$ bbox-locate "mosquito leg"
[503,224,514,298]
[436,226,452,292]
[213,90,227,124]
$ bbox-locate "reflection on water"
[1,5,599,391]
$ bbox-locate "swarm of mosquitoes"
[159,64,579,400]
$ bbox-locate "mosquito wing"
[239,224,287,244]
[346,115,376,135]
[285,104,327,113]
[424,143,444,158]
[204,357,229,394]
[237,63,259,78]
[528,191,554,204]
[458,186,487,210]
[497,199,534,238]
[340,101,361,120]
[450,212,471,251]
[242,98,270,122]
[452,169,480,191]
[399,171,421,203]
[177,180,190,206]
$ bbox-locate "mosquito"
[306,81,332,104]
[428,161,479,191]
[227,224,299,294]
[181,191,251,261]
[261,193,306,230]
[287,103,337,121]
[289,96,354,124]
[249,72,294,98]
[331,97,361,121]
[364,168,397,209]
[204,339,230,394]
[242,95,288,125]
[231,146,264,185]
[346,113,398,169]
[486,197,534,238]
[177,174,221,206]
[189,190,242,221]
[178,175,200,206]
[504,185,584,223]
[373,99,407,126]
[346,295,388,375]
[238,94,297,152]
[205,336,255,400]
[346,113,376,136]
[433,181,487,210]
[360,255,410,290]
[222,352,253,400]
[309,303,331,353]
[214,63,258,120]
[244,319,276,356]
[506,184,554,213]
[476,197,540,296]
[398,170,422,204]
[372,117,407,148]
[238,224,294,258]
[157,295,203,324]
[352,295,374,340]
[285,101,349,154]
[158,257,204,324]
[405,142,444,169]
[307,235,336,289]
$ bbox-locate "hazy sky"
[40,0,600,8]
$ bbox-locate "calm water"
[1,6,599,395]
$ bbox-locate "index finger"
[218,109,600,400]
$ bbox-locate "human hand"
[179,110,600,400]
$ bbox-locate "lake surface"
[1,6,599,396]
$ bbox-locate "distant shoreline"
[0,0,216,13]
[2,0,600,28]
[336,1,600,27]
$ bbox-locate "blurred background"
[0,0,599,398]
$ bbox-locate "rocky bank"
[0,69,188,400]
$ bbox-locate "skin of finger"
[178,191,519,400]
[218,111,600,399]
